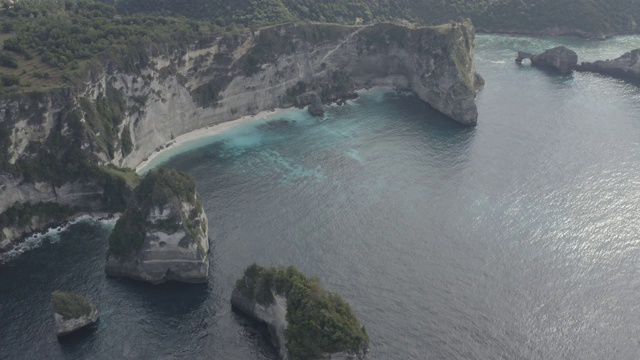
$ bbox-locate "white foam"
[2,214,119,262]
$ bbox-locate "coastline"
[135,107,293,174]
[1,87,391,263]
[0,212,118,264]
[134,87,392,174]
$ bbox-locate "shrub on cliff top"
[236,264,369,360]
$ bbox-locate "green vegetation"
[108,168,202,259]
[0,51,17,68]
[191,76,232,108]
[0,202,76,229]
[78,85,128,159]
[283,81,307,105]
[107,203,145,259]
[114,0,640,37]
[51,291,93,320]
[0,0,207,93]
[236,264,369,360]
[134,168,197,208]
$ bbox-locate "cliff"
[0,21,481,254]
[576,49,640,81]
[105,168,209,284]
[231,264,369,360]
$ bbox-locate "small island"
[51,291,99,338]
[105,168,209,284]
[232,264,369,360]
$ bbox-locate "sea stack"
[516,46,578,74]
[105,168,209,284]
[307,92,325,117]
[52,291,99,338]
[231,264,369,360]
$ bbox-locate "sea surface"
[3,34,640,359]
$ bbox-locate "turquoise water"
[3,34,640,359]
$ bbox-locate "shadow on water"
[580,71,640,88]
[231,309,279,359]
[515,62,576,85]
[58,321,100,350]
[105,276,209,316]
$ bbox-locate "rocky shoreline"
[0,212,117,264]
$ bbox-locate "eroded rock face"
[231,264,368,360]
[51,291,99,338]
[105,168,209,284]
[516,46,578,74]
[232,286,290,359]
[576,49,640,80]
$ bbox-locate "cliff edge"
[105,168,209,284]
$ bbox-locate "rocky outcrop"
[232,286,290,359]
[105,168,208,284]
[0,21,481,253]
[516,46,578,74]
[51,291,99,338]
[305,93,325,116]
[576,49,640,80]
[231,264,368,360]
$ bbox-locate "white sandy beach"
[134,87,394,174]
[135,107,292,174]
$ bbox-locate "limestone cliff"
[105,168,208,284]
[576,49,640,81]
[0,21,481,252]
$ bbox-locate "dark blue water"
[3,34,640,359]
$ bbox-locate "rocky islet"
[51,291,99,338]
[105,168,209,284]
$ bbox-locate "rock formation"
[516,46,578,74]
[231,264,369,360]
[105,168,209,284]
[304,93,325,116]
[576,49,640,81]
[51,291,99,338]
